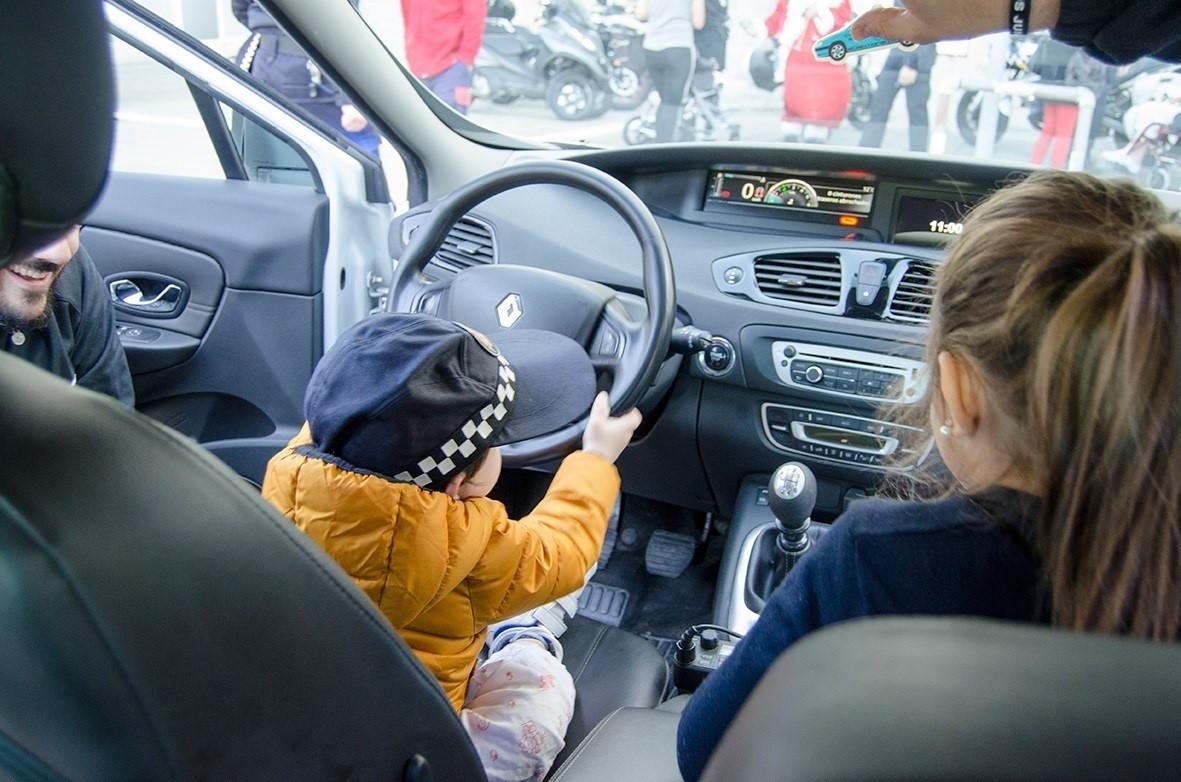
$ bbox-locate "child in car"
[262,314,641,782]
[677,170,1181,780]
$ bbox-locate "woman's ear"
[936,351,983,437]
[443,471,465,500]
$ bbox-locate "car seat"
[0,3,664,778]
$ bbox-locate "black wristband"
[1009,0,1031,36]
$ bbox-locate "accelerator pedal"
[644,530,696,578]
[576,582,630,627]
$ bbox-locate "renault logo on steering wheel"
[496,293,523,328]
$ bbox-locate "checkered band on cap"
[391,353,517,487]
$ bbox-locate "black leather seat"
[0,3,665,778]
[702,617,1181,781]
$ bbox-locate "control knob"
[804,364,824,384]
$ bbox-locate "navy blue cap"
[305,314,596,486]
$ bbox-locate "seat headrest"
[0,0,114,266]
[702,617,1181,781]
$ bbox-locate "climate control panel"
[761,404,929,470]
[771,341,927,403]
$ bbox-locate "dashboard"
[397,145,1021,518]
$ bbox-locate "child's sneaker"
[486,618,565,660]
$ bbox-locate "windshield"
[128,0,1181,192]
[357,0,1181,188]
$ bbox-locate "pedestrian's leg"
[1050,103,1079,168]
[461,634,576,782]
[905,77,931,152]
[859,70,901,148]
[423,62,472,115]
[1031,103,1059,165]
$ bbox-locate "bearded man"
[0,227,133,405]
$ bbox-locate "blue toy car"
[813,22,917,62]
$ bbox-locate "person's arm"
[457,0,488,67]
[1054,0,1181,64]
[68,247,134,406]
[466,450,620,624]
[850,0,1060,47]
[675,520,868,782]
[692,0,706,31]
[635,0,649,23]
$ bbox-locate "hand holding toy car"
[849,0,1062,46]
[813,19,918,61]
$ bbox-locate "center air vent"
[431,217,496,273]
[888,260,936,323]
[752,253,844,308]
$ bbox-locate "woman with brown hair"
[676,170,1181,781]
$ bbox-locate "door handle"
[109,279,183,314]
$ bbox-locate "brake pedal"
[644,530,696,578]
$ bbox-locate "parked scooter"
[473,0,612,121]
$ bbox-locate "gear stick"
[767,461,817,576]
[744,461,818,610]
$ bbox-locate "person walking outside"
[637,0,706,142]
[233,0,380,155]
[401,0,487,115]
[858,43,937,152]
[765,0,854,143]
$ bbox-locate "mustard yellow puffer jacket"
[261,425,619,710]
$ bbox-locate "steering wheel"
[387,160,676,467]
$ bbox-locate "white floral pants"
[460,639,577,782]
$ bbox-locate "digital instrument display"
[706,170,876,217]
[893,194,976,240]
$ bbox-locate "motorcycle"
[955,35,1042,145]
[472,0,612,121]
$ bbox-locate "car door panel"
[86,172,328,485]
[90,174,330,294]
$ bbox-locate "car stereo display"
[893,194,976,239]
[706,170,876,216]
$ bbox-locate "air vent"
[752,253,844,308]
[889,260,937,323]
[431,217,496,273]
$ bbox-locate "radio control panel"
[771,341,927,403]
[762,404,929,470]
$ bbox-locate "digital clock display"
[893,195,976,243]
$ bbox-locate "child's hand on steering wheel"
[582,392,642,464]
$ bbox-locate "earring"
[938,420,953,437]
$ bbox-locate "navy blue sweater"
[676,490,1043,781]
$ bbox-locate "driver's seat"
[0,3,663,778]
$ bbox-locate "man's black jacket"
[1,247,134,406]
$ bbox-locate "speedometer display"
[706,170,875,217]
[764,179,819,208]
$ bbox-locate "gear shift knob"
[768,462,817,533]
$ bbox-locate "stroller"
[1103,76,1181,190]
[622,58,740,144]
